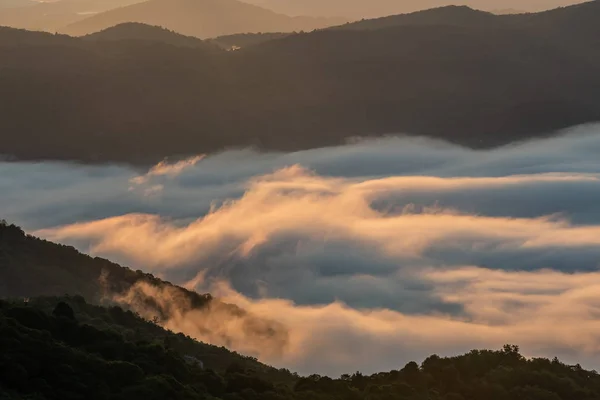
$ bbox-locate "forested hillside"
[2,297,600,400]
[83,23,214,49]
[0,0,143,32]
[0,221,287,353]
[58,0,344,38]
[1,2,600,164]
[331,5,498,30]
[2,221,600,398]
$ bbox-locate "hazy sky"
[3,123,600,376]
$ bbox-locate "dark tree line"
[2,297,600,400]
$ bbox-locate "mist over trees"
[2,221,600,399]
[0,221,288,352]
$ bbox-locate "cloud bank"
[2,123,600,375]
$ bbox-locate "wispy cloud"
[3,123,600,375]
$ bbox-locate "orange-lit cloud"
[4,125,600,375]
[38,167,600,269]
[36,165,600,374]
[132,155,204,182]
[110,268,600,376]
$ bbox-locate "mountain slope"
[208,32,292,50]
[0,0,36,7]
[0,25,77,45]
[0,221,207,303]
[332,5,499,31]
[0,221,289,361]
[0,0,143,32]
[2,222,600,398]
[242,0,586,19]
[1,1,600,164]
[58,0,346,38]
[83,22,214,49]
[3,297,600,399]
[0,296,297,400]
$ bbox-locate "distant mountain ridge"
[490,8,526,14]
[242,0,587,19]
[4,294,600,399]
[1,1,600,164]
[0,0,144,32]
[58,0,347,38]
[331,1,600,31]
[83,22,212,48]
[331,5,498,30]
[87,24,294,50]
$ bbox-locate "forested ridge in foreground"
[2,221,600,399]
[0,221,289,363]
[1,297,600,400]
[1,1,600,165]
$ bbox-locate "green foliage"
[2,297,600,400]
[3,222,600,399]
[0,222,293,380]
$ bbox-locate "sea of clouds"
[2,123,600,376]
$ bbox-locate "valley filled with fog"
[2,123,600,375]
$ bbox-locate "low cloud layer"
[2,123,600,375]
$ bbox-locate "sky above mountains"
[3,123,600,375]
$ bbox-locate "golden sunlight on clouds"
[38,168,600,269]
[111,268,600,376]
[35,162,600,374]
[130,155,205,185]
[4,126,600,376]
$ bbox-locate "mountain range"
[1,0,584,35]
[58,0,346,38]
[83,22,214,48]
[0,0,346,38]
[1,1,600,164]
[3,2,600,399]
[242,0,586,18]
[0,0,145,32]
